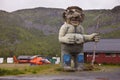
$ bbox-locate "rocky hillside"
[0,6,120,57]
[13,6,120,37]
[12,7,63,35]
[1,6,120,37]
[84,5,120,39]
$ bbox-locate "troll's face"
[63,6,84,27]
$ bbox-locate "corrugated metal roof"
[84,39,120,53]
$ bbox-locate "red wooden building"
[84,39,120,64]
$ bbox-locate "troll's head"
[63,6,84,27]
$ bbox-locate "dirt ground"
[0,66,120,80]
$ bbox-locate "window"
[105,53,116,57]
[111,53,116,57]
[87,53,98,57]
[87,53,92,57]
[95,53,98,57]
[105,53,111,57]
[118,53,120,57]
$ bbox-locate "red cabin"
[84,39,120,64]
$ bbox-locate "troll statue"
[58,6,100,71]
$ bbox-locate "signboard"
[0,58,4,63]
[7,57,13,63]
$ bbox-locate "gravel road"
[0,68,120,80]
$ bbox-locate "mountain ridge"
[0,6,120,57]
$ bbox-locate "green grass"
[0,64,61,76]
[0,63,119,76]
[0,68,24,76]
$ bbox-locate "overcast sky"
[0,0,120,12]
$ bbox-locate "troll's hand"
[91,33,100,42]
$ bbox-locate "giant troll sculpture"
[58,6,100,71]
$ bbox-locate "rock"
[111,5,120,13]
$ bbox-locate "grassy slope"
[0,7,120,57]
[83,10,120,39]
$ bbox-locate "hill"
[0,6,120,57]
[83,6,120,38]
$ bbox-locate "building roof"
[84,39,120,53]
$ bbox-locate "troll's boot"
[76,53,84,71]
[63,54,72,71]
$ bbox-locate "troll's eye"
[69,10,74,14]
[75,9,81,13]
